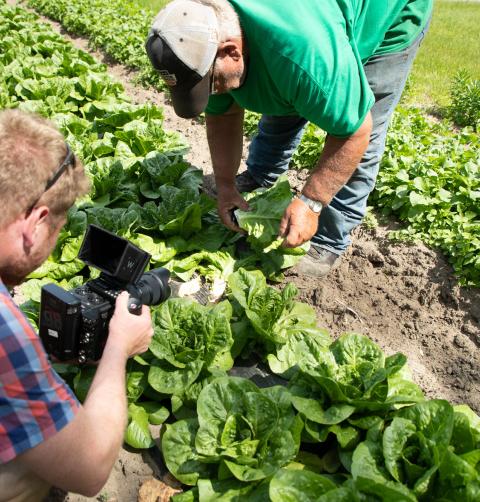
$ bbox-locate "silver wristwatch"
[298,194,323,213]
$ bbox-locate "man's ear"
[218,39,242,61]
[23,206,50,249]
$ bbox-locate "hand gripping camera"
[39,225,171,362]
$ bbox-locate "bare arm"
[205,103,250,231]
[280,112,372,247]
[206,102,244,187]
[16,292,154,497]
[302,112,372,205]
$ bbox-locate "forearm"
[18,342,129,496]
[80,343,129,478]
[302,113,372,205]
[205,104,244,188]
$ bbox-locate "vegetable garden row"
[1,2,480,501]
[26,0,480,287]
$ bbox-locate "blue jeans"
[246,24,429,254]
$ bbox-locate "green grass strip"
[407,0,480,108]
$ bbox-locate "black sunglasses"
[27,144,76,213]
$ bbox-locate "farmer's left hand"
[278,197,319,248]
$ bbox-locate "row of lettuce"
[2,3,479,501]
[57,267,480,502]
[62,269,480,501]
[1,1,304,296]
[25,0,163,88]
[162,269,480,501]
[26,0,480,287]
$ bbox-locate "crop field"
[1,1,479,501]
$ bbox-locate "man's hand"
[107,291,154,358]
[216,183,250,232]
[279,198,319,248]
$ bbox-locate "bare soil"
[19,8,480,501]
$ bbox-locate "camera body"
[39,225,170,362]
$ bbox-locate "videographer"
[0,109,154,501]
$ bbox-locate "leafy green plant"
[291,122,325,169]
[351,400,480,500]
[147,299,235,396]
[448,70,480,131]
[26,0,163,88]
[235,176,309,275]
[373,107,480,286]
[228,268,331,376]
[162,377,302,485]
[125,401,169,449]
[243,110,261,138]
[287,333,424,459]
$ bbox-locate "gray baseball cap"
[146,0,219,118]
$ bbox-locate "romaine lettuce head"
[287,334,424,436]
[228,268,331,375]
[147,299,234,395]
[350,400,480,500]
[193,377,303,482]
[228,268,329,344]
[294,333,424,412]
[234,176,309,269]
[136,187,215,237]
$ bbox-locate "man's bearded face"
[0,217,65,288]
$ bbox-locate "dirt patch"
[19,6,480,501]
[286,223,479,411]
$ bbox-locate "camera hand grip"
[127,296,142,315]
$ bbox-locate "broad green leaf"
[269,468,337,502]
[161,418,214,486]
[125,403,154,449]
[135,401,170,425]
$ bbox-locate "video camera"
[39,225,171,363]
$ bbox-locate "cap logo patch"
[158,70,177,86]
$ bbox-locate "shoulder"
[0,287,45,373]
[0,287,37,340]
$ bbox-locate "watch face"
[300,195,322,213]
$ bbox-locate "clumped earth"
[30,12,479,502]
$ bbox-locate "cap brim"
[169,72,211,119]
[146,34,211,119]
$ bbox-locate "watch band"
[298,194,323,213]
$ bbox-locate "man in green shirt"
[146,0,432,276]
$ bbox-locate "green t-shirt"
[206,0,432,136]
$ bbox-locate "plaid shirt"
[0,282,79,463]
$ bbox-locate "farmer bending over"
[146,0,432,277]
[0,109,154,501]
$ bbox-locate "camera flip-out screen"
[78,225,151,284]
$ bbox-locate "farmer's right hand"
[216,184,250,232]
[107,291,154,358]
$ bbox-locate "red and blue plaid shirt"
[0,281,79,463]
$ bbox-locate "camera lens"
[129,267,171,306]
